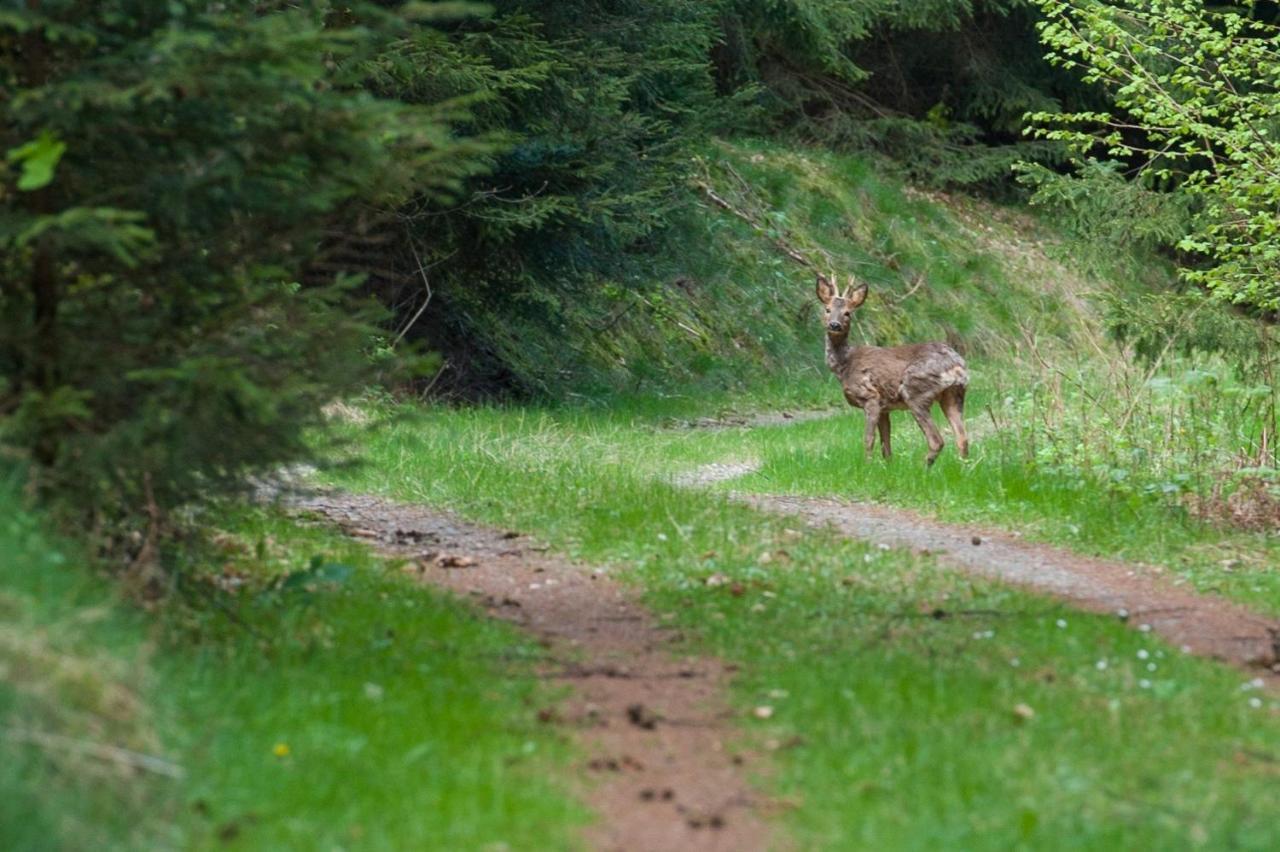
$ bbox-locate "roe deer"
[816,273,969,466]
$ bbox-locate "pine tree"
[0,1,486,526]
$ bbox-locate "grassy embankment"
[1,480,584,851]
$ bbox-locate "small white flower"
[1009,657,1020,667]
[1116,608,1129,619]
[657,532,668,541]
[1095,660,1108,671]
[1136,649,1150,660]
[1146,663,1157,672]
[1055,619,1068,629]
[1139,679,1152,689]
[1138,623,1152,633]
[1248,697,1263,709]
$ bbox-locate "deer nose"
[828,321,842,331]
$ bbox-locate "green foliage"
[1015,158,1192,274]
[6,130,66,192]
[359,1,733,393]
[1029,0,1280,310]
[0,2,482,524]
[722,0,1086,189]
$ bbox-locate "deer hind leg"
[908,401,945,466]
[862,403,881,458]
[940,386,969,459]
[877,411,892,459]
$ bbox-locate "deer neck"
[825,330,852,375]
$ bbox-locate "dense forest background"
[4,0,1279,532]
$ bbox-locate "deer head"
[815,272,867,336]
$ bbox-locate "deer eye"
[843,311,850,318]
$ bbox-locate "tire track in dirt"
[277,488,770,852]
[739,490,1280,680]
[672,457,1279,679]
[667,408,840,431]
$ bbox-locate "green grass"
[343,390,1280,615]
[2,482,585,851]
[324,404,1280,849]
[0,477,169,851]
[162,505,586,850]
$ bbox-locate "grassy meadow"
[320,402,1280,849]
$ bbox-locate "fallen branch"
[890,271,927,304]
[695,180,815,270]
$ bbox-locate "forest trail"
[676,460,1280,679]
[277,489,770,852]
[668,408,841,431]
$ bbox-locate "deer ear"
[846,282,868,308]
[815,274,835,305]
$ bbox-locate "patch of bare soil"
[740,493,1280,680]
[673,460,763,488]
[276,489,769,852]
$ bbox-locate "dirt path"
[668,408,840,431]
[279,489,769,852]
[670,457,1279,676]
[739,492,1279,677]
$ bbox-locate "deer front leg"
[908,402,945,466]
[877,411,892,459]
[862,401,881,458]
